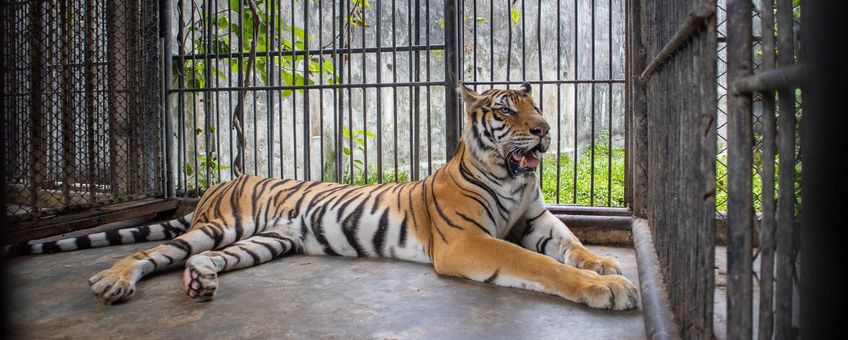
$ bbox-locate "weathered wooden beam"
[5,199,180,244]
[639,1,715,80]
[774,0,798,337]
[726,0,755,338]
[756,1,777,339]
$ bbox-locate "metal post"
[444,0,460,158]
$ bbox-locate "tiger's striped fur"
[40,83,637,310]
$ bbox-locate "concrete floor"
[6,242,644,339]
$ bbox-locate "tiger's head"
[458,82,551,178]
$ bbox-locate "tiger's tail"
[15,213,194,255]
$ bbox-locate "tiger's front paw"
[182,255,218,302]
[89,268,137,304]
[579,274,638,310]
[565,248,623,275]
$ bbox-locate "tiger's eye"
[499,107,513,115]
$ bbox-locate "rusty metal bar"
[732,63,806,95]
[639,1,715,80]
[631,218,680,340]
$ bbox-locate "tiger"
[25,82,638,310]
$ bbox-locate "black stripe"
[41,241,61,253]
[430,176,463,230]
[398,215,408,248]
[168,239,193,256]
[130,226,151,242]
[484,269,500,284]
[309,206,340,256]
[341,197,368,257]
[252,240,281,258]
[241,246,262,264]
[373,209,390,257]
[75,235,93,250]
[456,211,491,235]
[105,229,123,245]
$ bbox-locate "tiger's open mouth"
[508,144,545,176]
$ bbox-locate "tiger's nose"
[530,123,550,137]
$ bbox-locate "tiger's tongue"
[513,152,541,169]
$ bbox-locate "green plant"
[185,151,231,191]
[539,136,626,206]
[179,0,339,91]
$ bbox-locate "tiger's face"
[459,82,551,177]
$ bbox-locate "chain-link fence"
[2,0,162,224]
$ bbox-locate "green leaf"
[511,7,521,28]
[476,17,488,24]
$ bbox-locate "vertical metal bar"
[573,0,578,204]
[774,0,797,337]
[590,0,595,206]
[444,0,460,158]
[177,0,186,193]
[361,1,367,183]
[290,0,297,180]
[506,0,511,82]
[757,2,777,339]
[555,0,562,203]
[489,0,493,84]
[536,0,543,184]
[392,0,399,182]
[28,0,45,213]
[333,0,341,182]
[60,0,74,206]
[425,0,432,174]
[472,0,477,88]
[521,0,526,81]
[347,0,353,183]
[407,0,415,182]
[318,0,325,181]
[376,0,383,183]
[607,0,613,206]
[266,0,275,178]
[412,0,421,181]
[161,0,175,197]
[204,0,213,185]
[190,0,200,192]
[302,0,311,180]
[726,0,754,338]
[84,0,97,203]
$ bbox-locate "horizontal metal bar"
[640,1,715,80]
[631,218,680,340]
[554,215,633,230]
[167,81,446,93]
[731,63,806,94]
[175,44,445,61]
[546,204,632,216]
[465,79,625,85]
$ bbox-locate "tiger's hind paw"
[182,255,218,301]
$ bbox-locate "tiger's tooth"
[519,157,527,167]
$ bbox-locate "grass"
[539,142,626,206]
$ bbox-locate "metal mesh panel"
[2,0,162,223]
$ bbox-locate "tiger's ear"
[457,82,486,114]
[519,82,532,95]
